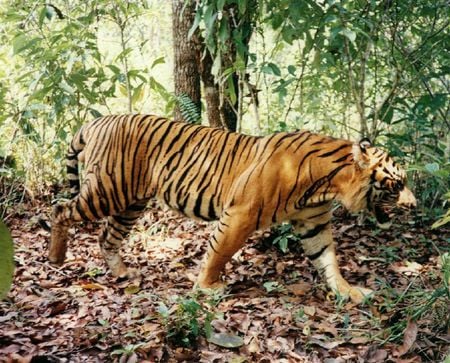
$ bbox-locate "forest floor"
[0,200,449,363]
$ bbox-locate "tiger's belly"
[153,175,224,222]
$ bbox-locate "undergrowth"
[157,290,223,348]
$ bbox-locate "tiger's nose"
[398,187,417,209]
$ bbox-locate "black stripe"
[272,191,283,223]
[300,222,329,239]
[292,133,313,153]
[305,200,330,208]
[208,198,218,220]
[308,210,329,219]
[284,132,310,150]
[295,164,350,209]
[67,165,78,174]
[193,189,212,221]
[380,176,390,187]
[256,202,264,230]
[318,144,348,158]
[75,199,91,221]
[209,235,219,253]
[332,153,351,163]
[307,244,329,260]
[284,148,323,207]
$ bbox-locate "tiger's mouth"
[373,204,393,229]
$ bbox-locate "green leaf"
[115,47,133,62]
[261,62,281,76]
[207,332,244,348]
[218,19,229,43]
[287,65,296,76]
[263,281,285,293]
[217,0,226,11]
[13,34,41,55]
[157,302,169,318]
[131,83,145,106]
[188,10,202,39]
[340,28,356,43]
[0,221,14,300]
[107,64,121,75]
[425,162,439,174]
[432,210,450,229]
[227,76,237,105]
[88,108,103,118]
[119,83,128,97]
[59,81,75,95]
[45,4,56,20]
[151,56,165,68]
[279,237,288,253]
[238,1,247,14]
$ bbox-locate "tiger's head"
[352,139,416,228]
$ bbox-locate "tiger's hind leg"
[49,199,96,265]
[98,200,148,278]
[49,178,119,266]
[48,204,71,265]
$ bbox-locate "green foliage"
[0,156,24,220]
[111,343,144,358]
[176,94,202,124]
[433,203,450,229]
[271,223,300,253]
[0,0,448,222]
[195,0,449,219]
[385,94,450,213]
[263,281,286,293]
[157,292,219,347]
[378,252,450,343]
[0,221,14,300]
[0,1,171,192]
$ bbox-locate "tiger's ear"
[359,138,371,151]
[352,138,372,168]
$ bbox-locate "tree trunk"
[199,49,223,128]
[172,0,201,122]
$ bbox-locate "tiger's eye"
[394,181,403,192]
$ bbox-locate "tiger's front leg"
[293,221,372,304]
[197,208,255,289]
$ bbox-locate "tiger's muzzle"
[373,186,416,229]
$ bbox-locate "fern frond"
[176,94,201,124]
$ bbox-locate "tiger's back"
[74,114,328,224]
[76,115,264,220]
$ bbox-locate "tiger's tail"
[39,128,86,232]
[66,128,85,199]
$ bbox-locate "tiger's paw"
[345,286,374,304]
[194,276,226,294]
[195,280,225,289]
[109,261,133,279]
[48,254,65,265]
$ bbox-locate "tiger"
[47,114,416,303]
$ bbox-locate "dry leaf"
[124,285,140,295]
[77,282,106,290]
[4,199,450,361]
[286,282,312,296]
[303,305,316,316]
[394,319,418,357]
[366,348,388,362]
[207,332,244,348]
[309,335,344,350]
[349,336,370,345]
[390,261,423,275]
